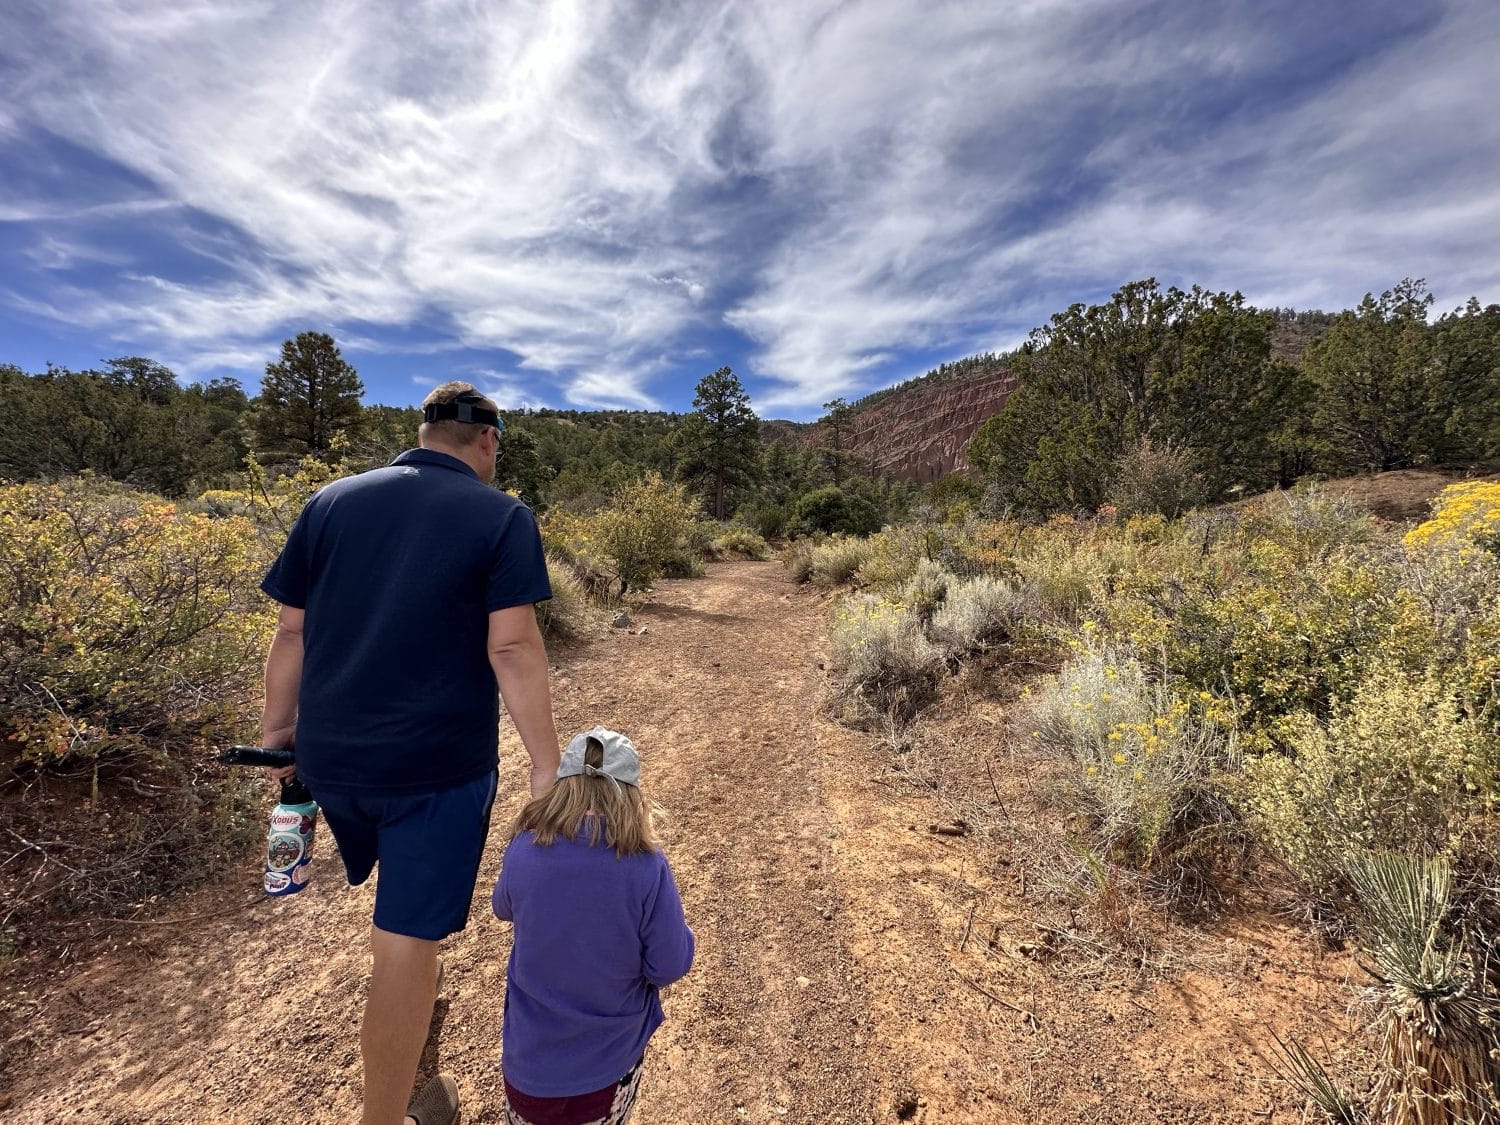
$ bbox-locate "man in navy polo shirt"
[258,381,559,1125]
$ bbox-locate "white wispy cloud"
[1,0,1497,413]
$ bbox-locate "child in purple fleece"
[492,727,694,1125]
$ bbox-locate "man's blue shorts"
[311,769,498,941]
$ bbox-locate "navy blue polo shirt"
[261,448,552,796]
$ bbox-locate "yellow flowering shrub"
[1103,540,1430,749]
[1404,480,1500,551]
[0,479,275,763]
[1236,669,1500,892]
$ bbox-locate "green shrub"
[795,487,882,536]
[1109,438,1209,519]
[681,519,719,559]
[828,595,944,725]
[748,503,790,540]
[809,535,876,588]
[782,538,818,584]
[929,575,1021,656]
[661,550,707,578]
[0,479,275,954]
[711,526,770,559]
[1026,640,1241,877]
[898,558,952,620]
[0,480,274,763]
[1236,670,1500,894]
[590,472,700,592]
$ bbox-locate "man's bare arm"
[487,604,559,797]
[261,604,304,780]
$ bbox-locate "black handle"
[220,745,296,768]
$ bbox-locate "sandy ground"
[1,560,1367,1123]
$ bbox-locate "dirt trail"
[2,561,1359,1124]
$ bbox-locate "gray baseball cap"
[557,726,640,788]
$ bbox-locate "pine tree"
[255,332,365,458]
[674,366,761,520]
[820,397,856,486]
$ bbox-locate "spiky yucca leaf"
[1267,1032,1363,1124]
[1344,852,1462,996]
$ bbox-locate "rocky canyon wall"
[837,365,1019,482]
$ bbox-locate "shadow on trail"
[640,603,744,626]
[418,995,451,1085]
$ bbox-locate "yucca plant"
[1268,1031,1362,1124]
[1345,853,1499,1125]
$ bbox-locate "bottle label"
[267,832,305,872]
[270,808,306,832]
[264,804,318,896]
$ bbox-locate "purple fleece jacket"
[492,829,695,1097]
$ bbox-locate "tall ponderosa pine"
[675,366,761,520]
[820,397,852,486]
[255,332,365,458]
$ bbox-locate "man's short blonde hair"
[419,381,501,449]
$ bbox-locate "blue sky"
[2,0,1498,420]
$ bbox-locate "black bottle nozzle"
[220,745,296,769]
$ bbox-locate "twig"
[960,903,977,952]
[983,756,1002,804]
[951,967,1039,1027]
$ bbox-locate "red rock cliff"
[820,365,1019,482]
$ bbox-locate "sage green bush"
[898,557,953,620]
[810,535,876,588]
[1026,640,1241,874]
[828,595,943,725]
[929,575,1021,657]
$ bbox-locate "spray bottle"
[220,746,318,896]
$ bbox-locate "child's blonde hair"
[509,737,658,857]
